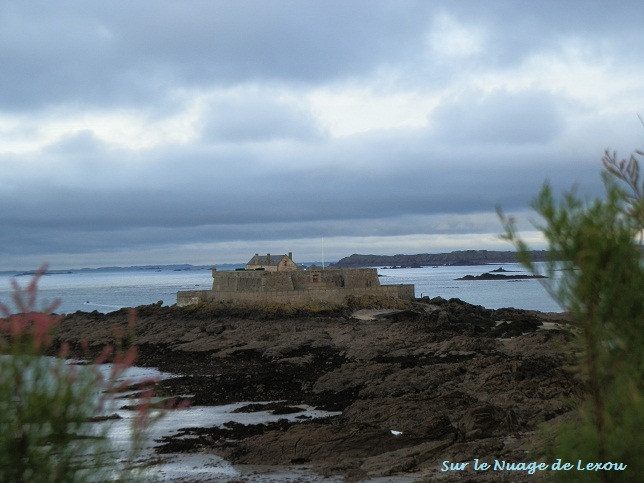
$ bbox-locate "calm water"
[378,263,564,312]
[0,263,563,314]
[0,268,214,314]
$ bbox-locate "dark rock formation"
[52,298,576,482]
[456,273,547,281]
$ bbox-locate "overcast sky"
[2,0,644,270]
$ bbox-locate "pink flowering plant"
[0,266,177,482]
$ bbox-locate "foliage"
[499,150,644,481]
[0,267,169,482]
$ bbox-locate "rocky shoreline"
[54,297,578,482]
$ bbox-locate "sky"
[2,0,644,270]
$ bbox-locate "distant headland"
[333,250,550,268]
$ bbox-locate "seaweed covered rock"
[53,297,577,481]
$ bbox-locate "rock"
[456,273,547,281]
[458,404,519,440]
[50,297,578,481]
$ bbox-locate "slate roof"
[247,254,289,266]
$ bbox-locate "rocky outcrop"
[53,298,577,482]
[456,273,547,280]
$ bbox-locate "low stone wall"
[177,284,415,307]
[175,290,213,307]
[213,270,296,292]
[211,267,381,293]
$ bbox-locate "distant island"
[456,273,547,281]
[333,250,550,268]
[456,266,547,281]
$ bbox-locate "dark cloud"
[4,1,642,111]
[0,0,431,110]
[0,121,604,234]
[1,1,643,269]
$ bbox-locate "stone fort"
[176,252,415,307]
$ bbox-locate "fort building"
[176,252,415,307]
[246,252,297,272]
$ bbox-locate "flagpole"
[322,238,325,270]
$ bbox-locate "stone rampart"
[211,267,381,292]
[213,270,296,292]
[176,266,415,307]
[177,284,415,307]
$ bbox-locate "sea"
[0,262,564,314]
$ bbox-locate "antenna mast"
[322,238,325,269]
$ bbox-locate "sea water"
[0,263,563,314]
[378,263,564,312]
[0,267,214,314]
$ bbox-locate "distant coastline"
[2,250,554,276]
[333,250,550,268]
[1,264,219,277]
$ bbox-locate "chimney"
[288,252,292,260]
[266,253,271,265]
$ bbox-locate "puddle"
[108,400,341,447]
[98,366,342,481]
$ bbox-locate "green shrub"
[499,150,644,481]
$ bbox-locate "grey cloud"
[442,0,644,66]
[7,1,642,113]
[1,120,604,237]
[200,94,325,143]
[46,130,108,156]
[1,0,642,269]
[0,0,431,111]
[0,206,516,264]
[430,90,564,145]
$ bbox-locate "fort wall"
[176,266,415,307]
[177,284,415,307]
